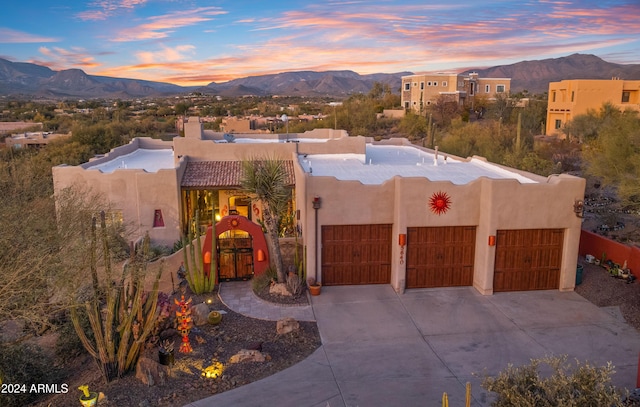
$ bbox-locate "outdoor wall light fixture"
[312,196,322,209]
[488,235,496,246]
[257,249,265,262]
[574,199,584,218]
[204,251,212,264]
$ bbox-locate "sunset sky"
[1,0,639,86]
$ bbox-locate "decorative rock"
[229,349,266,363]
[269,282,292,297]
[191,303,211,326]
[135,356,171,386]
[276,317,299,335]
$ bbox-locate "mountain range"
[1,54,639,99]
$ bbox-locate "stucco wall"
[52,165,181,248]
[301,167,585,295]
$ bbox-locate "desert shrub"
[482,355,626,407]
[286,272,303,296]
[0,342,61,407]
[251,266,277,292]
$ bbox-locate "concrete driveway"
[186,285,640,407]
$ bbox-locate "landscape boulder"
[269,282,292,297]
[229,349,266,363]
[135,356,171,386]
[191,303,210,326]
[276,317,299,335]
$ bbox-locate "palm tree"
[240,157,291,283]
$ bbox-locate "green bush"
[482,355,626,407]
[0,342,62,407]
[251,266,277,293]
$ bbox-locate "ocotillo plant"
[182,210,216,294]
[71,213,163,382]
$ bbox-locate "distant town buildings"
[546,78,640,137]
[401,73,511,112]
[4,131,71,149]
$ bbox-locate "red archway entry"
[202,215,269,281]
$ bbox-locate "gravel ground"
[31,286,320,407]
[27,257,640,407]
[574,257,640,332]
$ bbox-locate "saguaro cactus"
[71,212,163,382]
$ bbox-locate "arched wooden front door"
[202,215,270,282]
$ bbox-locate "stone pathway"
[217,280,315,322]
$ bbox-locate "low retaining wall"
[579,230,640,272]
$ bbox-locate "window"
[433,81,438,86]
[413,82,417,87]
[496,85,505,93]
[153,209,165,227]
[485,84,491,93]
[404,83,410,91]
[442,81,447,87]
[404,101,409,109]
[571,91,575,102]
[555,119,562,129]
[420,82,424,90]
[552,91,556,102]
[427,81,432,86]
[622,91,630,103]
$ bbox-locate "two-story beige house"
[401,73,511,112]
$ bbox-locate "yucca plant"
[70,212,163,382]
[240,157,291,283]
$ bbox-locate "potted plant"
[78,385,98,407]
[307,277,321,296]
[158,339,175,366]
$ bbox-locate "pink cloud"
[0,28,59,43]
[36,46,102,70]
[112,7,227,42]
[76,0,149,21]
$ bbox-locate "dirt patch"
[575,259,640,333]
[31,286,320,407]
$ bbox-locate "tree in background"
[580,105,640,209]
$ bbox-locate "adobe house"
[53,117,585,295]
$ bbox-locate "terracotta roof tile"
[181,160,295,188]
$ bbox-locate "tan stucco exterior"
[401,73,511,112]
[546,79,640,137]
[53,117,584,295]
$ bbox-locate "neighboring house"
[546,78,640,137]
[5,131,71,149]
[0,121,43,135]
[401,73,511,112]
[53,117,584,295]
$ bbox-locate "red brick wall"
[579,230,640,272]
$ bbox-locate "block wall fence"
[579,230,640,272]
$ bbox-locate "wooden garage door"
[406,226,476,288]
[322,224,392,285]
[494,229,563,292]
